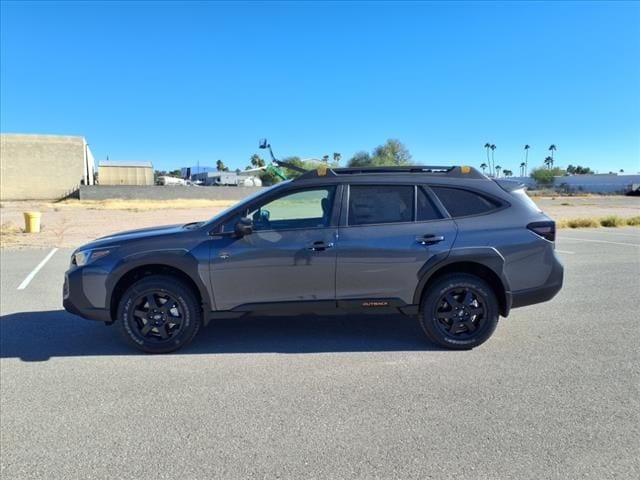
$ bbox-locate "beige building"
[98,161,154,185]
[0,133,95,200]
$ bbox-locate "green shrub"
[625,216,640,226]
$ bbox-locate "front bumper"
[63,270,111,322]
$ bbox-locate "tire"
[419,273,499,350]
[115,275,202,354]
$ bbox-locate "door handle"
[306,241,334,252]
[416,234,445,245]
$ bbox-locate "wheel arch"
[109,264,209,323]
[414,250,512,317]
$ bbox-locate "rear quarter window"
[431,186,502,217]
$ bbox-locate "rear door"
[336,184,457,306]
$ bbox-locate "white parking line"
[555,249,575,254]
[17,248,59,290]
[559,237,640,248]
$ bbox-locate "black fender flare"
[106,248,213,318]
[412,247,513,317]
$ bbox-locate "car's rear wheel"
[419,273,499,350]
[115,275,202,353]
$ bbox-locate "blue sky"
[1,0,639,174]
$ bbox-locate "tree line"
[154,139,609,186]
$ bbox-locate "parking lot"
[1,228,639,479]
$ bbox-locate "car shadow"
[0,310,443,361]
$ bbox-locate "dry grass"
[558,218,600,229]
[557,216,640,229]
[56,198,237,212]
[0,222,24,247]
[599,216,627,227]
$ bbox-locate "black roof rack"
[296,165,486,180]
[333,165,455,174]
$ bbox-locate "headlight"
[72,247,115,267]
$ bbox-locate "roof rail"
[295,165,486,180]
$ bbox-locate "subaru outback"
[64,165,563,353]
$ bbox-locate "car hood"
[77,224,188,251]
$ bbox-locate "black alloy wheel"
[419,273,499,350]
[116,275,202,353]
[130,291,185,343]
[433,286,487,339]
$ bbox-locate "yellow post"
[23,211,42,233]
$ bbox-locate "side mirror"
[234,217,253,237]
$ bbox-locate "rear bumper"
[510,253,564,309]
[63,271,111,322]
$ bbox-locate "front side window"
[348,185,414,226]
[431,186,501,217]
[226,187,336,232]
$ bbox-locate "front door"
[336,184,457,305]
[209,186,339,311]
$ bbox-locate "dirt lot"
[1,195,639,249]
[0,200,233,249]
[534,195,640,219]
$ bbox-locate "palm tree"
[544,156,554,170]
[495,165,502,178]
[548,144,557,161]
[480,163,488,175]
[524,144,530,175]
[333,152,341,165]
[490,144,497,177]
[216,159,228,172]
[250,154,265,168]
[503,169,512,177]
[484,143,491,175]
[519,162,526,177]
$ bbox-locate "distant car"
[64,165,564,353]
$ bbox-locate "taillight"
[527,221,556,242]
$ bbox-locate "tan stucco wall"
[0,134,91,200]
[98,166,154,185]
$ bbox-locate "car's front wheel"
[419,273,499,350]
[115,275,202,353]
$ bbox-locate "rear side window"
[349,185,414,225]
[431,186,501,217]
[417,186,443,221]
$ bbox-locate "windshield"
[202,181,290,227]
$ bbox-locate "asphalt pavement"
[1,228,639,479]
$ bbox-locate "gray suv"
[64,165,563,353]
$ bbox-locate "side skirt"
[205,298,420,322]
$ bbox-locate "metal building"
[0,133,95,200]
[98,161,154,186]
